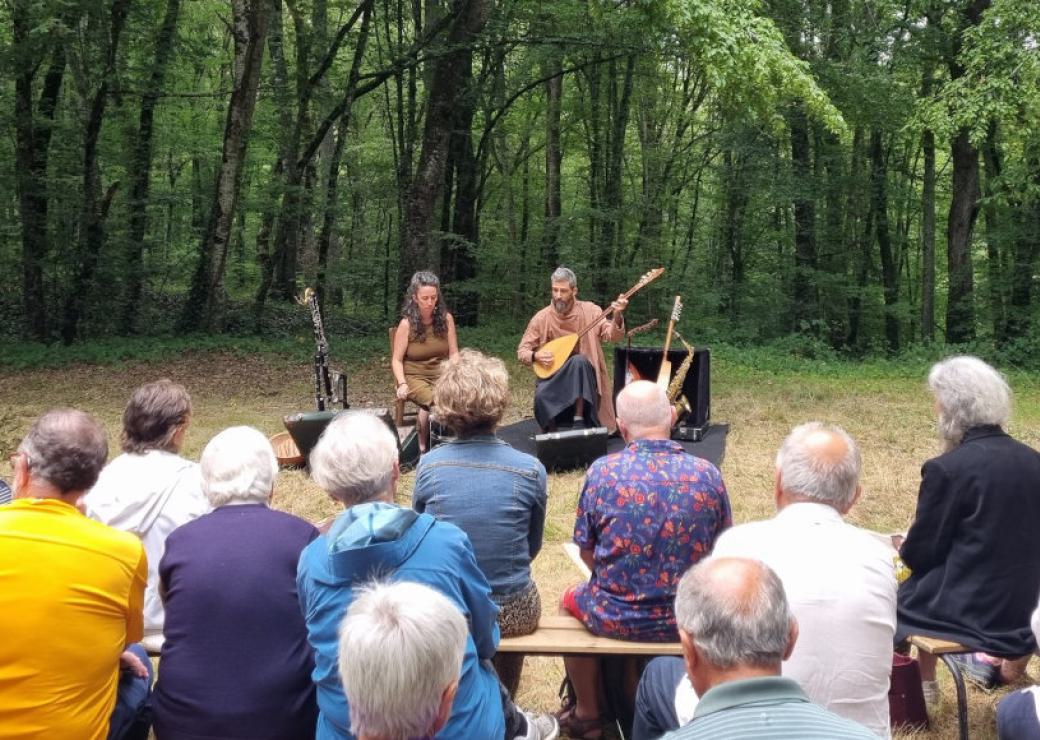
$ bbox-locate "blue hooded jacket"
[296,501,504,739]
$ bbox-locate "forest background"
[2,0,1039,359]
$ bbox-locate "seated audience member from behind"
[634,423,896,739]
[413,348,548,696]
[0,408,152,740]
[660,557,877,739]
[152,426,319,740]
[338,580,469,740]
[82,379,210,651]
[556,380,731,740]
[897,356,1040,693]
[997,597,1040,739]
[296,411,558,740]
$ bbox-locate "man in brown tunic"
[517,267,627,432]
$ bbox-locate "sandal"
[553,706,604,740]
[948,653,1003,689]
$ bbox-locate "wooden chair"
[389,327,418,428]
[910,635,973,740]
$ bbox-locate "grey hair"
[339,580,468,740]
[775,422,861,511]
[675,557,793,670]
[929,355,1011,446]
[199,426,277,508]
[551,266,577,287]
[616,380,673,436]
[310,411,398,506]
[19,408,109,494]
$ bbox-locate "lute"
[656,295,683,389]
[532,267,664,380]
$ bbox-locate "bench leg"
[939,654,970,740]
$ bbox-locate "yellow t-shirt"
[0,498,147,739]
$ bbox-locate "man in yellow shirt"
[0,408,150,740]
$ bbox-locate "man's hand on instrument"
[396,381,410,400]
[534,350,555,368]
[611,295,629,314]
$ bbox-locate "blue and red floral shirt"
[572,438,731,641]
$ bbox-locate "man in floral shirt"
[556,380,731,739]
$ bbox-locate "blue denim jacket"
[413,435,547,597]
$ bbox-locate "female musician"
[392,271,459,452]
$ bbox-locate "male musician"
[518,267,628,432]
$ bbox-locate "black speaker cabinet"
[612,346,711,432]
[284,407,399,463]
[535,426,609,472]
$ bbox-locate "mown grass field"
[2,336,1037,739]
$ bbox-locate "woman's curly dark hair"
[402,271,449,342]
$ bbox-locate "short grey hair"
[551,266,577,287]
[775,422,861,511]
[616,381,673,437]
[929,355,1011,446]
[339,580,468,739]
[310,411,398,506]
[19,408,108,494]
[675,557,793,670]
[200,426,277,507]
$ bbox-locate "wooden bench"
[910,635,972,740]
[498,615,682,657]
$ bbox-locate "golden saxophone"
[667,330,695,422]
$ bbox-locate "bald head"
[17,408,109,496]
[675,557,794,671]
[775,422,861,513]
[616,381,674,440]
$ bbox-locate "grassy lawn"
[2,338,1037,739]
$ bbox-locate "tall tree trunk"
[543,58,563,271]
[596,55,635,302]
[61,0,132,344]
[181,0,268,330]
[945,128,979,344]
[399,0,489,294]
[921,127,936,343]
[870,130,899,352]
[121,0,181,333]
[1007,149,1040,338]
[789,103,817,331]
[12,11,71,340]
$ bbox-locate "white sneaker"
[922,679,940,708]
[519,711,559,740]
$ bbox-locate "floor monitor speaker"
[535,426,609,472]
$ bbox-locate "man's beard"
[553,298,572,313]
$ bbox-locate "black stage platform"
[497,418,729,469]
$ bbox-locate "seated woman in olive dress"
[413,349,548,696]
[392,271,459,453]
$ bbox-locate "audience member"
[557,381,731,739]
[0,409,151,739]
[297,411,558,740]
[338,580,469,740]
[414,349,547,695]
[83,379,210,650]
[996,597,1040,739]
[897,356,1040,694]
[152,426,318,739]
[634,423,896,738]
[659,557,876,739]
